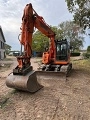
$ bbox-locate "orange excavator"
[6,3,72,93]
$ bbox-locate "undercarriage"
[38,63,72,77]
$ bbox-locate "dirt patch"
[0,57,90,120]
[0,63,11,72]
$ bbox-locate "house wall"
[0,31,5,59]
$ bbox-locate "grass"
[0,90,17,109]
[0,97,9,108]
[72,59,90,67]
[72,59,90,72]
[10,89,17,94]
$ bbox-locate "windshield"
[57,43,67,55]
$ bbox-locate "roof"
[0,26,6,42]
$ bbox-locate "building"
[0,26,6,59]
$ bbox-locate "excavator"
[6,3,72,93]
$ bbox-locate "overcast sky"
[0,0,89,50]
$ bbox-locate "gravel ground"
[0,57,90,120]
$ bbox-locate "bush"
[87,46,90,53]
[70,52,80,56]
[83,53,90,59]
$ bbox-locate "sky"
[0,0,90,50]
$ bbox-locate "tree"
[5,44,12,54]
[32,26,63,52]
[51,26,63,40]
[58,21,84,51]
[87,46,90,53]
[65,0,90,30]
[32,22,84,52]
[32,30,49,52]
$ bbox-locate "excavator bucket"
[6,71,43,93]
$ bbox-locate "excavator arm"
[19,3,56,67]
[11,3,56,75]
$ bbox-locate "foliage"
[5,44,12,54]
[32,21,84,52]
[71,52,80,56]
[32,30,49,52]
[51,26,63,39]
[65,0,90,30]
[58,21,84,51]
[32,26,63,52]
[83,45,90,59]
[87,46,90,52]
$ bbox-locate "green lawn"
[72,59,90,72]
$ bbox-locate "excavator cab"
[55,39,70,61]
